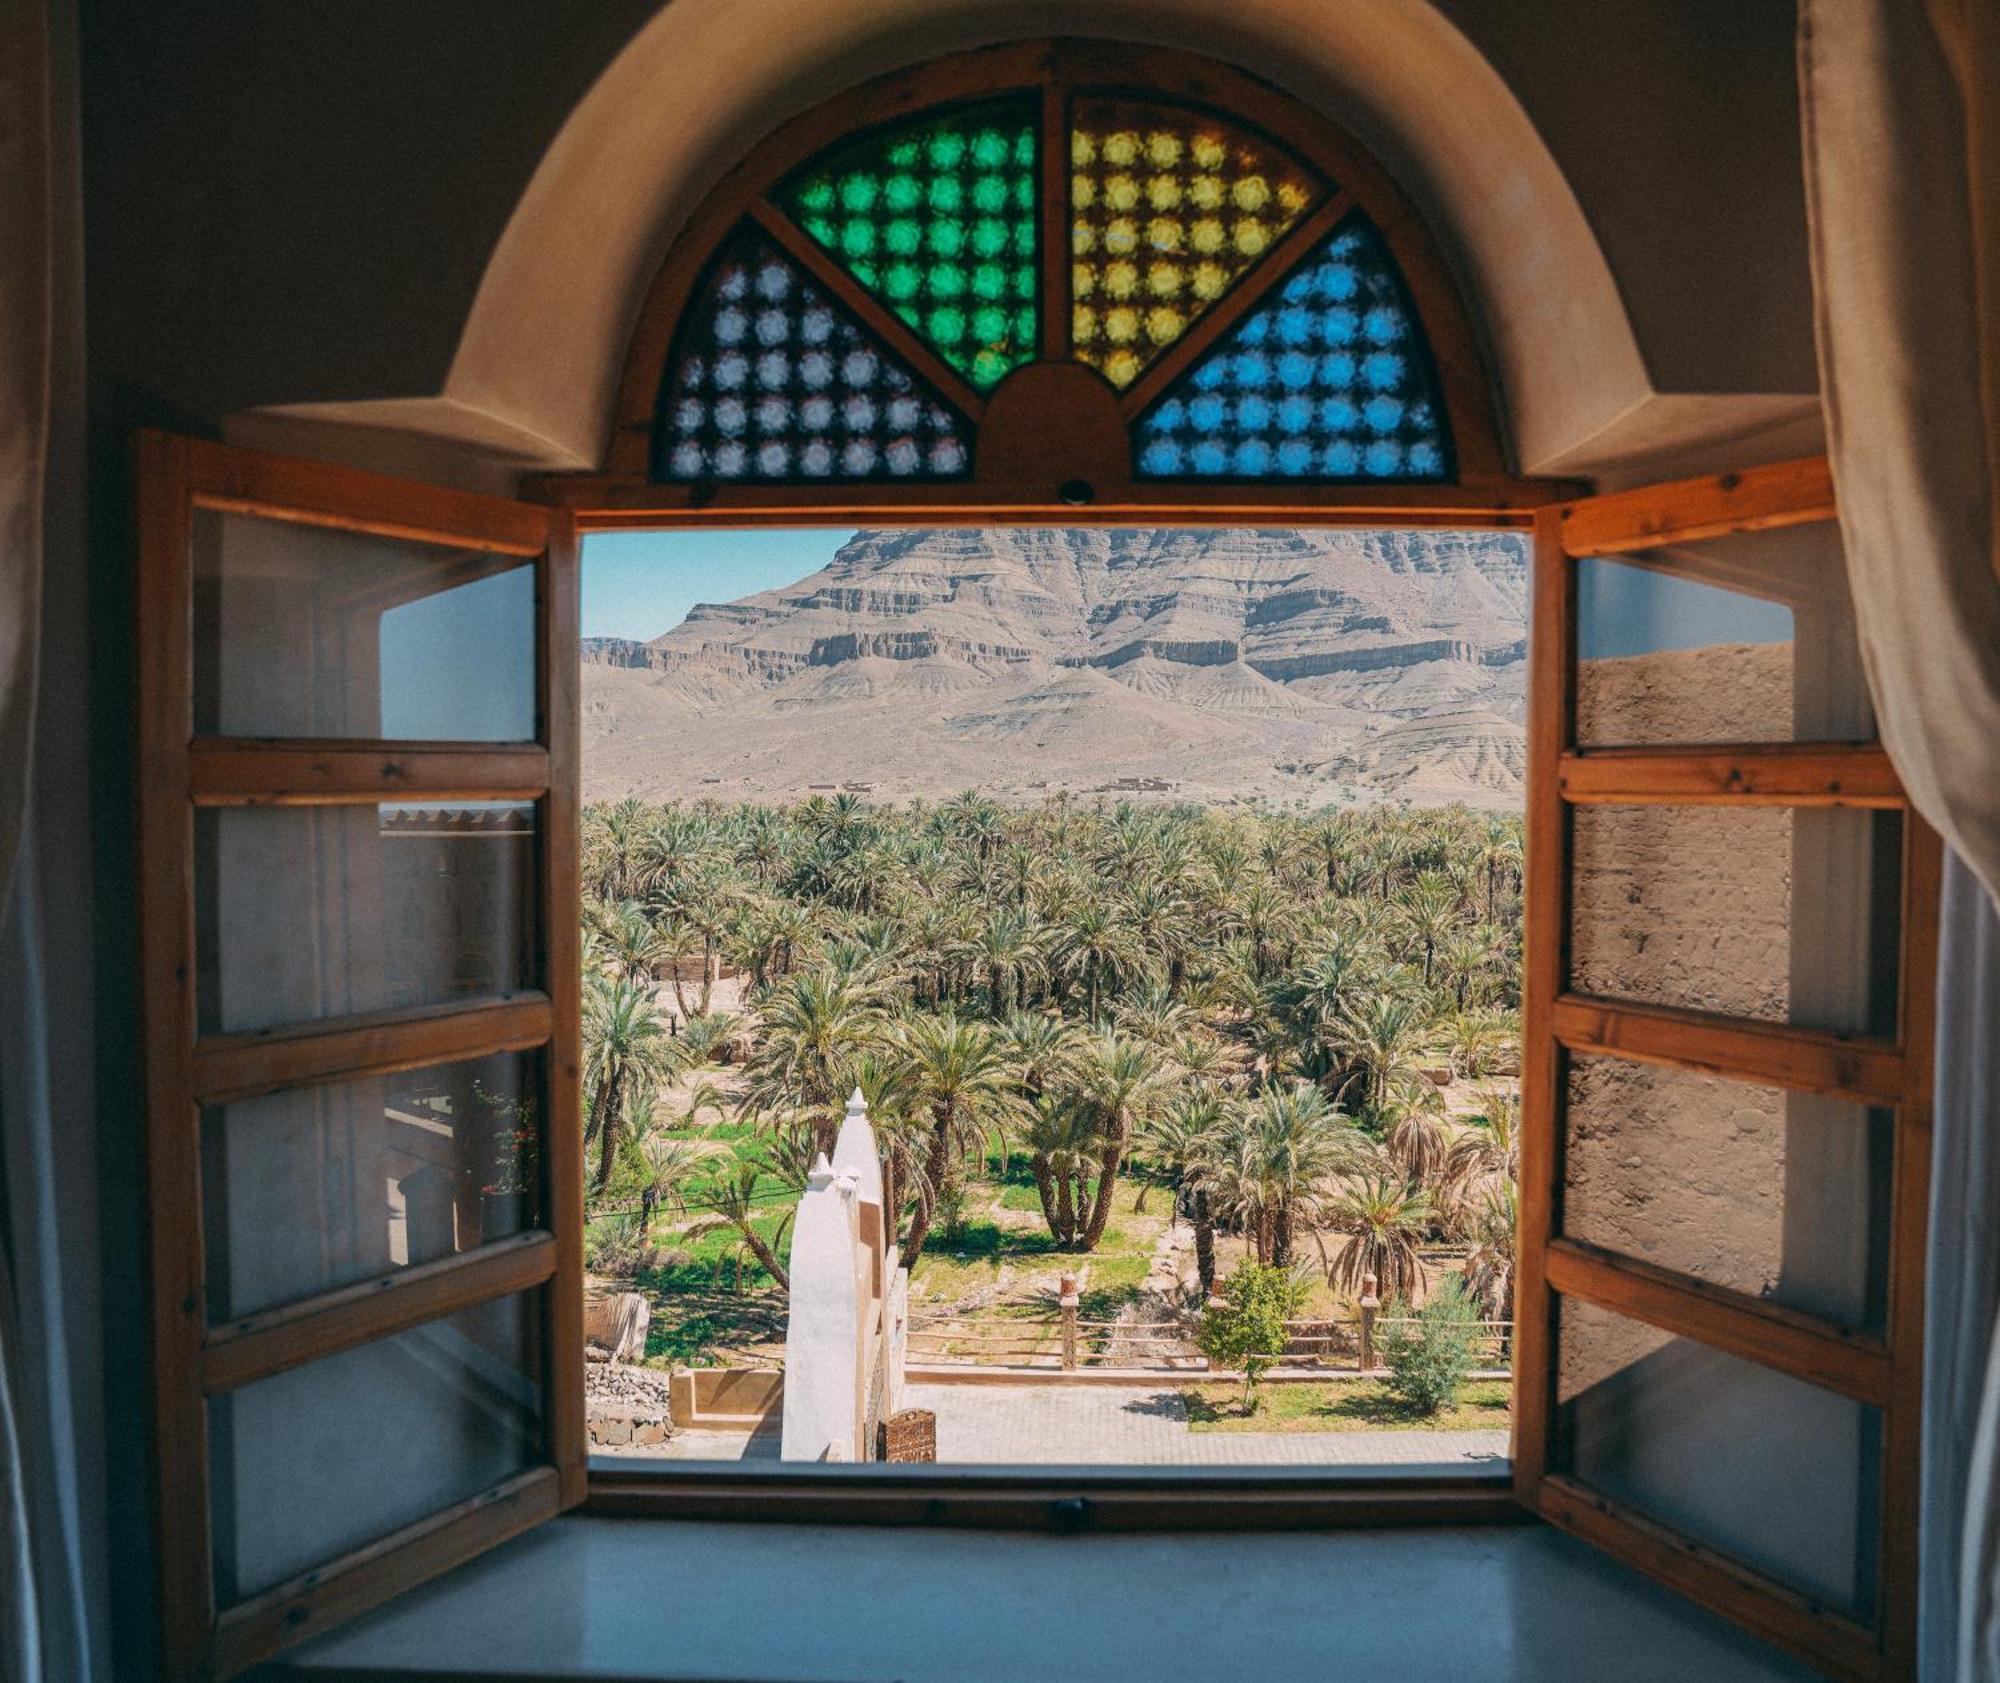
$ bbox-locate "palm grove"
[580,793,1522,1334]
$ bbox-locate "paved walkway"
[614,1382,1508,1469]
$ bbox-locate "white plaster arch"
[232,0,1816,488]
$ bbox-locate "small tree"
[1197,1263,1305,1412]
[1379,1277,1481,1416]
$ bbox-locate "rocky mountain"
[582,527,1528,808]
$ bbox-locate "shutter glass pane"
[1069,98,1322,389]
[192,509,537,742]
[1554,1294,1881,1619]
[1133,211,1453,479]
[778,97,1038,390]
[195,802,539,1036]
[203,1051,542,1322]
[1568,803,1901,1036]
[1562,1054,1893,1331]
[210,1292,543,1603]
[1575,527,1874,747]
[655,225,976,482]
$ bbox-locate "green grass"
[1180,1378,1511,1434]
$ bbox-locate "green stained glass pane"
[780,96,1039,389]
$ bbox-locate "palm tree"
[687,1157,794,1292]
[965,906,1043,1018]
[740,967,887,1153]
[1319,1173,1431,1302]
[1245,1082,1374,1265]
[1138,1087,1227,1292]
[582,973,683,1194]
[896,1013,1018,1267]
[1056,903,1142,1020]
[1070,1030,1174,1251]
[1461,1181,1517,1328]
[632,1129,727,1228]
[1333,994,1432,1113]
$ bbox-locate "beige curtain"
[1799,2,2000,1679]
[1800,0,2000,901]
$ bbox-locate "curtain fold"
[1799,3,2000,1678]
[0,0,54,1677]
[1929,852,2000,1681]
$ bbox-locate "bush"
[585,1212,647,1275]
[1197,1263,1308,1410]
[1379,1278,1481,1416]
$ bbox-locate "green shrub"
[1197,1263,1308,1410]
[1379,1278,1481,1416]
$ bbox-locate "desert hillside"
[582,526,1529,807]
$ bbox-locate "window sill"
[260,1513,1818,1682]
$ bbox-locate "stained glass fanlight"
[1070,99,1323,390]
[779,97,1039,392]
[654,224,974,482]
[641,56,1480,492]
[1131,211,1453,480]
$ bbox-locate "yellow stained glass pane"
[1070,99,1324,387]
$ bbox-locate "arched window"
[600,42,1511,511]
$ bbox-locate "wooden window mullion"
[742,198,989,422]
[1114,187,1355,421]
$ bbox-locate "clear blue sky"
[580,528,858,641]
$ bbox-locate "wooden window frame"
[1512,458,1940,1683]
[135,433,586,1680]
[130,35,1940,1683]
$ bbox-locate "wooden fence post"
[1358,1273,1380,1373]
[1059,1273,1079,1371]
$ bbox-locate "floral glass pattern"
[1070,99,1322,389]
[654,225,974,482]
[780,98,1039,391]
[1131,211,1453,480]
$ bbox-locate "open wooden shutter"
[1513,458,1938,1681]
[134,433,584,1679]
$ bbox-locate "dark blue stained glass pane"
[653,225,974,482]
[1131,211,1453,481]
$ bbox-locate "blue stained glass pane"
[1132,209,1453,481]
[655,224,974,482]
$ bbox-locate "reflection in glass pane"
[780,97,1039,390]
[191,508,536,741]
[1069,98,1323,389]
[1575,526,1872,746]
[1555,1295,1879,1617]
[1562,1055,1891,1330]
[203,1051,541,1321]
[1569,804,1901,1035]
[195,802,538,1036]
[210,1292,543,1603]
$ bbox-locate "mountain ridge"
[582,527,1528,808]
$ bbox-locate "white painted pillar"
[780,1155,862,1461]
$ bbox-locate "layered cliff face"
[582,527,1528,806]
